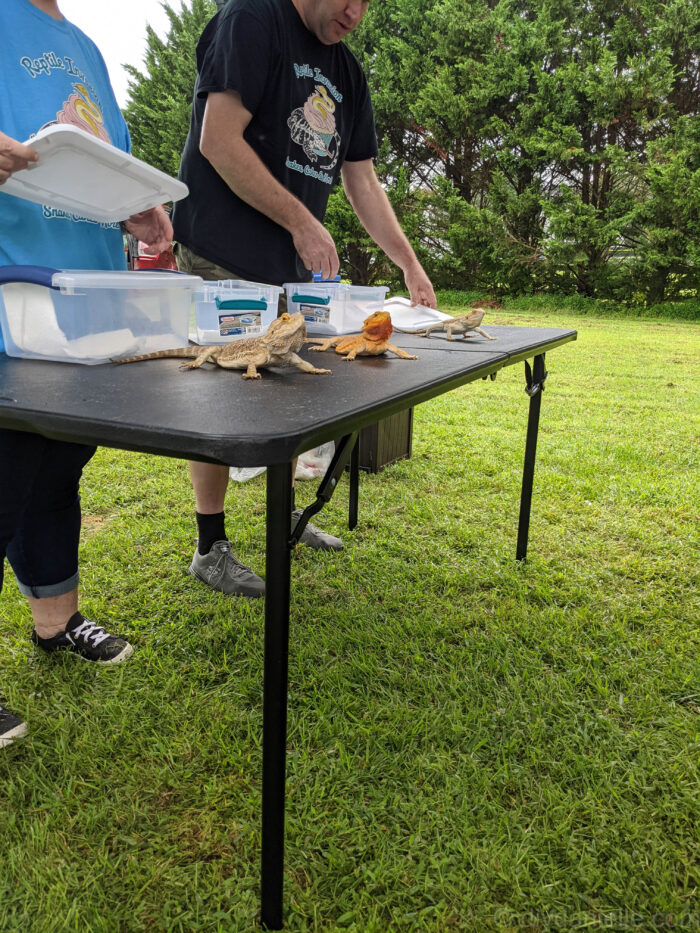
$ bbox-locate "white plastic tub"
[192,280,283,344]
[283,282,389,335]
[0,266,202,364]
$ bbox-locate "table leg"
[516,353,548,562]
[261,462,293,929]
[349,435,359,531]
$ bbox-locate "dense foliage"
[124,0,699,302]
[123,0,217,179]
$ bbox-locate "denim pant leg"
[0,428,96,598]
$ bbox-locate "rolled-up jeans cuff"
[15,571,79,599]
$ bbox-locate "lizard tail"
[113,348,201,364]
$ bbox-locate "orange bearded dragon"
[307,311,418,361]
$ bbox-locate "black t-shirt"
[172,0,378,285]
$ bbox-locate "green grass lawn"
[1,300,698,932]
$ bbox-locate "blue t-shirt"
[0,0,131,271]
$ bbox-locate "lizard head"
[263,311,307,353]
[467,308,486,326]
[361,310,393,343]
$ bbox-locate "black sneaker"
[31,613,134,665]
[0,704,28,748]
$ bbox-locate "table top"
[0,325,576,466]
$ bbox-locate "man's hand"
[123,206,173,254]
[404,263,437,309]
[0,131,39,184]
[291,213,340,281]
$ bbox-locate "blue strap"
[0,265,60,289]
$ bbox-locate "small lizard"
[306,310,418,361]
[114,311,332,380]
[394,307,497,341]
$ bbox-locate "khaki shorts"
[174,243,287,314]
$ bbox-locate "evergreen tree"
[123,0,699,301]
[122,0,216,178]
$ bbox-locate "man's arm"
[200,90,340,280]
[341,159,437,308]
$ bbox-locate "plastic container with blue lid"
[192,279,283,344]
[283,281,388,335]
[0,266,201,364]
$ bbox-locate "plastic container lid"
[52,270,202,293]
[1,125,188,222]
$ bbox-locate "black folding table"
[0,323,576,928]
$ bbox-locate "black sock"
[196,512,227,555]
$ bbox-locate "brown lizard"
[394,307,497,341]
[114,311,332,380]
[306,310,418,361]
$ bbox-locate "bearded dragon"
[307,310,418,361]
[394,308,497,341]
[114,312,331,380]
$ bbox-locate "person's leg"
[0,428,39,743]
[190,460,230,553]
[4,433,132,663]
[26,590,77,636]
[175,246,341,585]
[187,460,265,597]
[175,247,266,595]
[5,433,93,616]
[0,431,132,745]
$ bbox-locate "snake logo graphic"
[287,84,340,170]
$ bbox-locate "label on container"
[218,311,262,336]
[298,303,330,325]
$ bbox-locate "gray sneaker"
[292,509,344,551]
[189,540,265,597]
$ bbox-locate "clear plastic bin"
[0,266,202,364]
[192,279,283,344]
[283,282,389,335]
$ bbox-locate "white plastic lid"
[52,270,203,292]
[283,282,387,293]
[1,125,189,222]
